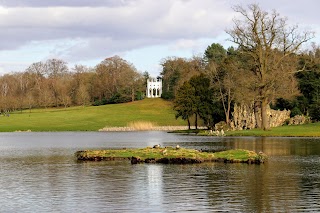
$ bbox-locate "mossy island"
[75,146,267,165]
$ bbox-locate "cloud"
[52,37,157,62]
[0,1,233,54]
[0,0,136,7]
[0,0,234,63]
[0,0,318,74]
[0,61,30,73]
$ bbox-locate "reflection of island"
[146,165,163,206]
[130,164,164,209]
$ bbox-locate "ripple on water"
[0,133,319,212]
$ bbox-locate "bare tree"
[94,56,143,103]
[72,65,93,106]
[226,4,314,130]
[76,84,90,106]
[26,62,48,107]
[45,59,69,107]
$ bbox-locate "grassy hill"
[0,99,186,132]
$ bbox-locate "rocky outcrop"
[288,115,310,125]
[231,103,290,130]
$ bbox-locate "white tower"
[146,78,162,98]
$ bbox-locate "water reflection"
[0,132,319,212]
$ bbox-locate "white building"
[146,78,162,98]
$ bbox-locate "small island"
[75,146,267,164]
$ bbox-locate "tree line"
[162,4,318,130]
[1,4,319,132]
[0,56,146,113]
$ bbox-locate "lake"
[0,131,319,212]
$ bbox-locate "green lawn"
[3,98,320,136]
[225,122,320,137]
[0,99,186,132]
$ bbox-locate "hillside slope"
[0,99,186,132]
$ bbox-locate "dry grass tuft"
[127,121,157,131]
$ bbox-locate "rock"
[220,129,225,136]
[131,156,142,164]
[231,103,290,130]
[288,115,310,125]
[256,152,268,163]
[215,121,229,131]
[156,157,203,164]
[145,158,156,163]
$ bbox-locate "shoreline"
[98,126,206,132]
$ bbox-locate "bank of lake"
[0,98,319,137]
[172,122,320,137]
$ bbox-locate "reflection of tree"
[299,161,320,208]
[205,137,320,211]
[205,163,267,212]
[205,160,301,212]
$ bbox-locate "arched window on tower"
[153,88,156,97]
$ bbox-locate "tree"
[189,74,215,129]
[173,81,195,129]
[295,45,320,120]
[71,65,94,105]
[226,4,314,130]
[204,43,227,64]
[160,57,203,99]
[174,74,214,129]
[26,62,47,107]
[94,56,144,104]
[46,59,69,107]
[204,44,240,125]
[76,84,90,106]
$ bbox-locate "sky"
[0,0,319,77]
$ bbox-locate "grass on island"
[0,99,186,132]
[75,147,266,164]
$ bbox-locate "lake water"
[0,131,319,212]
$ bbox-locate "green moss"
[75,147,266,164]
[213,149,257,161]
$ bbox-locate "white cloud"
[0,0,318,75]
[0,0,233,47]
[169,39,198,51]
[0,61,30,74]
[0,0,135,7]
